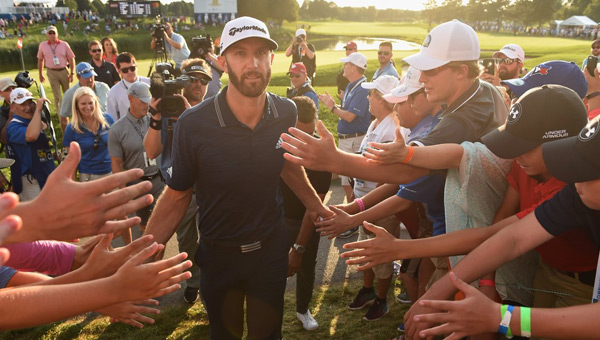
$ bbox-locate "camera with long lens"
[14,71,51,124]
[152,15,166,53]
[150,62,191,118]
[14,71,35,88]
[189,34,213,59]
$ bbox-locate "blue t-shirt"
[535,184,600,248]
[396,172,446,236]
[62,114,114,174]
[0,266,16,288]
[338,77,370,134]
[167,86,297,245]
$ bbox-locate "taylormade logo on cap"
[228,25,267,37]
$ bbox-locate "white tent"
[560,15,597,26]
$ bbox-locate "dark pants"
[196,226,288,340]
[283,217,321,314]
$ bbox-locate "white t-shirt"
[353,114,397,198]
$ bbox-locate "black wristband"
[586,91,600,100]
[149,106,158,115]
[149,118,162,130]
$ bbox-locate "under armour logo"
[579,119,599,142]
[507,103,522,123]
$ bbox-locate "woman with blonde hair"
[101,37,118,66]
[62,87,114,182]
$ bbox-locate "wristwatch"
[292,243,306,254]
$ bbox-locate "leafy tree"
[267,0,298,24]
[584,0,600,20]
[75,0,91,11]
[237,0,269,20]
[90,0,106,16]
[557,0,594,19]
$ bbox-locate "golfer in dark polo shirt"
[143,16,332,340]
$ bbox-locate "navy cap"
[542,116,600,183]
[482,85,588,159]
[501,61,587,99]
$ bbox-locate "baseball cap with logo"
[10,88,34,104]
[361,75,400,96]
[76,62,97,79]
[383,67,423,103]
[183,63,212,80]
[46,25,57,33]
[344,41,358,50]
[481,84,588,159]
[288,62,307,75]
[220,16,278,55]
[501,60,587,99]
[403,19,480,71]
[341,52,367,70]
[493,44,525,62]
[0,78,17,92]
[295,28,306,37]
[542,116,600,183]
[127,82,151,104]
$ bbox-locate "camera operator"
[285,29,316,84]
[142,58,211,303]
[150,22,190,70]
[6,88,55,201]
[189,36,223,99]
[0,78,17,145]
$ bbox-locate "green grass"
[0,279,409,340]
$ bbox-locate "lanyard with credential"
[127,116,147,141]
[342,78,365,108]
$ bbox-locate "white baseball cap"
[10,88,34,104]
[362,75,400,96]
[493,44,525,62]
[403,19,480,71]
[219,16,278,55]
[383,67,423,104]
[295,28,306,37]
[341,52,367,70]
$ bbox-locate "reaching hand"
[9,142,154,243]
[340,221,399,270]
[315,205,356,239]
[317,92,335,110]
[364,127,409,164]
[414,272,501,340]
[0,193,21,266]
[280,120,339,172]
[287,248,302,277]
[97,299,160,329]
[111,242,192,301]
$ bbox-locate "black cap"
[182,64,212,80]
[481,85,588,159]
[542,116,600,183]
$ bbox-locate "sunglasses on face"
[378,51,391,56]
[421,64,449,77]
[593,45,600,49]
[93,134,100,151]
[408,88,425,101]
[47,31,56,35]
[289,74,303,78]
[189,76,209,85]
[497,58,516,65]
[120,65,137,74]
[90,49,102,53]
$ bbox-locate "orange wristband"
[401,146,415,164]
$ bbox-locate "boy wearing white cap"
[285,28,316,83]
[143,17,331,340]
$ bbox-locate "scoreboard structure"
[108,1,161,18]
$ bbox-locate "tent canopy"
[560,15,597,26]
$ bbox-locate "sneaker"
[348,287,377,310]
[363,298,389,321]
[396,292,412,304]
[296,310,318,331]
[183,286,199,303]
[338,226,359,239]
[397,323,405,332]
